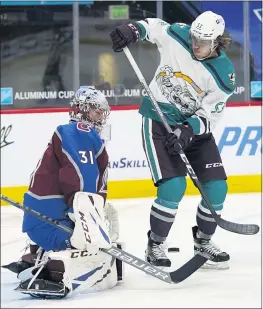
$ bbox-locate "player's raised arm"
[110,18,170,52]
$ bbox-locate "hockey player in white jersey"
[110,11,236,269]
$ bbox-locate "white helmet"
[190,11,225,41]
[190,11,225,60]
[69,86,110,133]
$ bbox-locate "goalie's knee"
[26,220,73,252]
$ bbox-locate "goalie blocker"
[4,192,123,298]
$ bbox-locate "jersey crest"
[155,65,203,116]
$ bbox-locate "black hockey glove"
[165,124,194,156]
[110,22,141,52]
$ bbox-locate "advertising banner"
[1,106,261,189]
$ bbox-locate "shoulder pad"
[167,24,191,51]
[202,51,236,94]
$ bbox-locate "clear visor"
[190,33,213,49]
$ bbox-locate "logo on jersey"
[211,102,225,114]
[156,65,203,116]
[77,122,91,132]
[175,23,187,28]
[1,88,13,105]
[228,72,236,85]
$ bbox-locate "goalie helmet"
[190,11,225,60]
[69,86,110,133]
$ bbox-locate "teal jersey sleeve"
[167,23,191,52]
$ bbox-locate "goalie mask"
[69,86,110,133]
[189,11,225,60]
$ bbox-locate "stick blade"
[219,218,260,235]
[170,254,207,283]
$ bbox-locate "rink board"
[1,174,261,206]
[1,105,261,205]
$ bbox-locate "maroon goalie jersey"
[23,122,109,229]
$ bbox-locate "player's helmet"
[69,86,110,133]
[190,11,225,60]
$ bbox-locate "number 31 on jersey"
[79,151,94,164]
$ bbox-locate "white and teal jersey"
[136,18,236,135]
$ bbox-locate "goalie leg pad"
[70,192,111,252]
[49,248,118,294]
[15,242,124,299]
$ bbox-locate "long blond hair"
[216,31,232,50]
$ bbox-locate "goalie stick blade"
[170,254,207,283]
[217,217,260,235]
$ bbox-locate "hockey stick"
[1,194,207,284]
[123,47,259,236]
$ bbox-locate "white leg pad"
[49,249,118,294]
[70,192,111,252]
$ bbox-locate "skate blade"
[200,261,229,270]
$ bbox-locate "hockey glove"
[110,22,141,52]
[165,124,194,156]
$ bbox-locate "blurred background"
[0,0,262,109]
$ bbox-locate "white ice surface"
[1,193,261,308]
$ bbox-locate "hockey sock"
[150,177,186,242]
[196,180,228,238]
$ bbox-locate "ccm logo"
[71,250,90,258]
[127,23,140,40]
[79,211,91,243]
[205,163,223,168]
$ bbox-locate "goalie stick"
[123,47,259,236]
[1,194,207,284]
